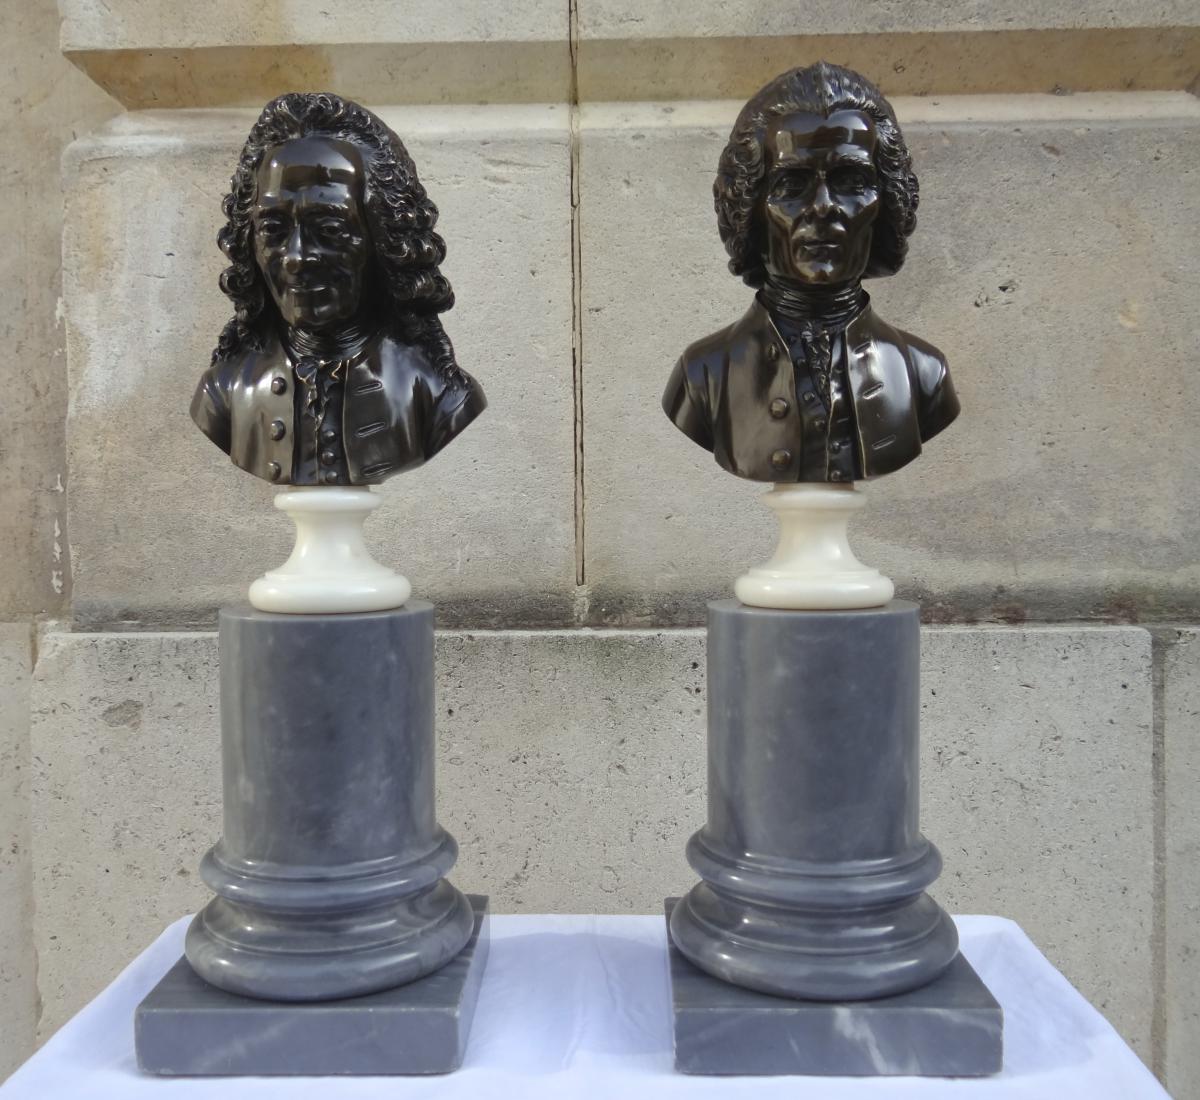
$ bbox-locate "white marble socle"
[734,483,894,610]
[248,487,411,614]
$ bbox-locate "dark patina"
[192,93,486,486]
[663,62,958,483]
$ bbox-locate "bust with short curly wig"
[715,61,918,287]
[212,91,460,381]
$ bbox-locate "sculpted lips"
[795,235,845,252]
[280,273,333,293]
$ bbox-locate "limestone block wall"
[0,0,1195,1090]
[0,0,117,1079]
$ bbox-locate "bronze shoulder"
[890,325,959,444]
[190,355,244,456]
[376,334,487,460]
[663,320,740,452]
[679,319,740,380]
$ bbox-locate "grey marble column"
[184,601,474,1002]
[669,599,960,1001]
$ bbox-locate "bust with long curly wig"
[192,92,485,487]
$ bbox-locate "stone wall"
[0,0,117,1078]
[1,0,1196,1090]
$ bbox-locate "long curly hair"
[715,62,919,287]
[211,92,461,379]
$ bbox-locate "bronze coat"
[662,299,958,482]
[191,330,486,485]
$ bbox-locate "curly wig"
[212,92,461,379]
[715,62,919,287]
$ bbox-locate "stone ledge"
[57,0,1200,107]
[63,43,573,110]
[576,28,1200,102]
[60,0,568,50]
[62,0,1200,54]
[64,30,1200,109]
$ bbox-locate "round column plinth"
[669,599,958,1001]
[184,601,473,1002]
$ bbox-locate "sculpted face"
[252,136,372,330]
[760,110,880,284]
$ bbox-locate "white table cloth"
[1,914,1167,1099]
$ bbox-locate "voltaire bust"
[192,92,486,487]
[189,93,487,613]
[663,61,958,486]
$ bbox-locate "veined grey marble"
[669,599,960,1000]
[137,895,489,1075]
[665,900,1002,1076]
[184,602,474,1001]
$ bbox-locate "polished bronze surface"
[663,62,958,483]
[191,93,486,486]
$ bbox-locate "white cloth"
[1,914,1167,1099]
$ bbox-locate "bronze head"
[212,92,457,374]
[715,62,919,288]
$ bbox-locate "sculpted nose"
[281,225,306,274]
[811,177,835,219]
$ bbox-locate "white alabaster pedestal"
[248,488,411,614]
[734,483,894,610]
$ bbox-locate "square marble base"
[135,895,489,1076]
[665,899,1003,1076]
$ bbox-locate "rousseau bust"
[662,62,958,484]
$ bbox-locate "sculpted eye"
[769,171,811,201]
[254,216,288,241]
[313,217,351,237]
[829,166,875,193]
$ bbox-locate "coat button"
[269,419,286,441]
[320,450,337,467]
[830,440,843,454]
[769,397,789,419]
[266,461,281,481]
[829,470,845,482]
[803,391,816,404]
[770,448,791,471]
[320,427,338,445]
[322,470,340,485]
[270,376,287,395]
[765,343,779,361]
[813,417,827,432]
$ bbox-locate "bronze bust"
[663,62,958,483]
[192,93,486,486]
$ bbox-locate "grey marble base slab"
[665,900,1002,1076]
[136,895,489,1076]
